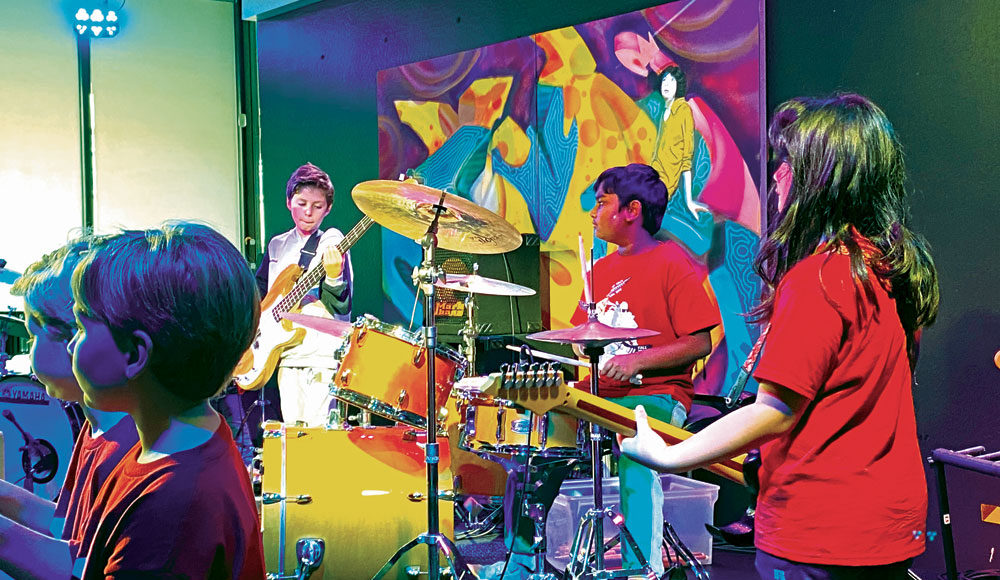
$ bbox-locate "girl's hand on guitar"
[322,246,344,279]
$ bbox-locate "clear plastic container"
[545,473,720,569]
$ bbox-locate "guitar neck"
[275,215,375,314]
[493,377,746,484]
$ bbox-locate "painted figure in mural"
[622,94,940,579]
[648,66,710,218]
[0,239,138,578]
[68,222,266,577]
[254,163,353,427]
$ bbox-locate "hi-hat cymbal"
[281,312,352,338]
[434,273,535,297]
[527,319,659,347]
[352,180,522,254]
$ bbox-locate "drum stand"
[564,341,657,580]
[373,191,475,580]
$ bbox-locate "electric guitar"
[233,216,374,391]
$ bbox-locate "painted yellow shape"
[458,77,514,129]
[533,26,597,86]
[395,100,458,156]
[982,504,1000,525]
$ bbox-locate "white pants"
[277,367,336,427]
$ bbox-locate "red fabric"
[76,421,265,579]
[570,241,720,408]
[57,416,138,555]
[752,251,927,565]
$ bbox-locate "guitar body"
[232,216,375,392]
[233,264,308,391]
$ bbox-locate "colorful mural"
[377,0,764,395]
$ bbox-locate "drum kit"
[259,178,668,580]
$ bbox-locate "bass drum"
[0,375,84,501]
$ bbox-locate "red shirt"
[752,251,926,565]
[570,241,720,408]
[76,421,265,579]
[56,416,138,554]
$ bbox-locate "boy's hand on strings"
[322,246,343,279]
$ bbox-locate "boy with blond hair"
[69,222,265,578]
[0,239,138,580]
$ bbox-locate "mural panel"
[377,0,765,395]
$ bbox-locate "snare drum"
[331,316,466,428]
[0,375,84,500]
[454,388,584,458]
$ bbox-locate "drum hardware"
[525,502,557,580]
[0,376,82,500]
[3,408,59,489]
[527,310,661,579]
[407,489,456,502]
[262,492,312,505]
[355,178,520,580]
[266,537,325,580]
[0,311,28,377]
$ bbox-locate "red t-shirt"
[75,421,265,579]
[752,251,926,565]
[56,416,138,554]
[570,241,720,408]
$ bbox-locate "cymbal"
[527,319,659,347]
[352,180,522,254]
[281,312,352,338]
[435,273,535,297]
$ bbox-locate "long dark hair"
[752,94,939,364]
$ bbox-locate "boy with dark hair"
[569,162,720,576]
[69,222,265,578]
[0,239,138,580]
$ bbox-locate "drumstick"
[504,344,642,385]
[578,233,592,305]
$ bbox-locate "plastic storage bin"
[545,473,720,570]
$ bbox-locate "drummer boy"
[0,239,138,578]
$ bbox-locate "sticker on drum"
[0,375,83,501]
[331,315,466,428]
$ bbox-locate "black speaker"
[433,234,542,342]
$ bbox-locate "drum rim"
[353,315,468,370]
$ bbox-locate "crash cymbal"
[434,273,535,297]
[281,312,352,338]
[526,319,659,347]
[352,180,522,254]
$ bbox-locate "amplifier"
[433,234,542,340]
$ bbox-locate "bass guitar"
[233,215,374,391]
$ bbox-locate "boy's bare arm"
[0,514,72,580]
[0,480,57,536]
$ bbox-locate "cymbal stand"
[565,315,656,580]
[373,190,474,580]
[457,265,479,375]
